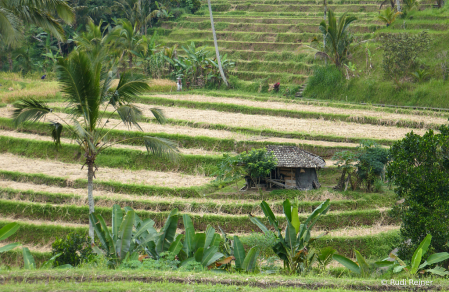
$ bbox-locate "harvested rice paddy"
[0,153,210,187]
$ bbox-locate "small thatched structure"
[243,145,326,191]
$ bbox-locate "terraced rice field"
[3,89,440,268]
[154,0,440,86]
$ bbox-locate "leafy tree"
[0,0,75,45]
[380,31,430,84]
[378,7,402,26]
[387,125,449,257]
[12,49,179,240]
[317,9,357,67]
[333,141,389,192]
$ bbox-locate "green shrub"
[387,125,449,258]
[51,232,93,267]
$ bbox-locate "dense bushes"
[388,125,449,258]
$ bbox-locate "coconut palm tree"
[207,0,228,86]
[104,19,145,70]
[318,9,357,67]
[12,49,179,240]
[0,0,74,45]
[378,6,402,26]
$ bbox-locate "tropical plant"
[376,234,449,277]
[0,222,21,254]
[51,232,94,267]
[249,199,330,274]
[378,7,402,26]
[412,69,430,83]
[238,148,277,186]
[387,125,449,258]
[218,227,260,273]
[0,0,75,45]
[317,247,336,271]
[179,215,224,269]
[12,49,179,240]
[402,0,420,18]
[104,19,145,70]
[333,250,371,277]
[317,9,357,67]
[211,153,244,188]
[22,247,72,269]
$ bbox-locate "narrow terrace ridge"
[132,103,427,141]
[148,94,448,128]
[0,199,396,232]
[0,153,210,188]
[211,4,384,13]
[0,183,394,214]
[163,22,380,34]
[2,106,361,148]
[179,16,377,24]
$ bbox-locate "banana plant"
[218,227,259,272]
[249,199,330,274]
[333,250,371,277]
[0,222,20,254]
[317,247,336,271]
[179,215,224,268]
[375,234,449,277]
[22,248,71,269]
[89,205,164,266]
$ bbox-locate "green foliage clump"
[304,65,344,99]
[51,232,93,267]
[333,141,389,192]
[380,32,431,84]
[387,125,449,257]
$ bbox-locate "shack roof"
[266,145,326,168]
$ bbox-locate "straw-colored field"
[0,107,360,148]
[0,153,210,187]
[136,104,427,140]
[150,94,449,126]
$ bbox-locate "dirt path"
[150,94,449,126]
[136,104,426,141]
[0,153,210,188]
[0,107,360,148]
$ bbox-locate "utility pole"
[207,0,228,86]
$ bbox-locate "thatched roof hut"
[266,145,326,190]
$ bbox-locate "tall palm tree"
[318,9,357,67]
[207,0,228,86]
[378,7,402,26]
[0,0,75,45]
[105,19,145,70]
[12,50,179,240]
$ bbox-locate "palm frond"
[143,136,180,161]
[116,104,143,131]
[149,108,166,124]
[113,71,150,104]
[56,51,101,130]
[49,121,63,148]
[0,7,22,45]
[12,98,52,127]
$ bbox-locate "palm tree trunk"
[207,0,228,87]
[87,161,95,242]
[8,52,13,71]
[324,0,327,66]
[129,54,133,70]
